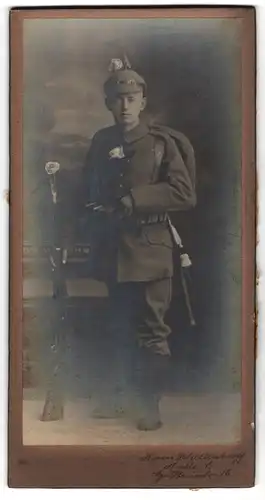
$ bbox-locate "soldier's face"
[107,91,146,128]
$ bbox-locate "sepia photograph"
[9,6,255,488]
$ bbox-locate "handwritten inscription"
[140,452,245,484]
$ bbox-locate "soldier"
[79,57,196,431]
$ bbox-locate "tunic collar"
[118,122,149,144]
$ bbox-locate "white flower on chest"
[108,145,125,159]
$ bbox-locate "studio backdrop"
[23,18,242,395]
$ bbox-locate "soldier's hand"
[119,195,134,216]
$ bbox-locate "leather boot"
[134,348,169,431]
[91,397,125,419]
[91,371,134,419]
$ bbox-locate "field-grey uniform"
[80,60,196,429]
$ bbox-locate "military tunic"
[81,121,196,284]
[79,121,195,357]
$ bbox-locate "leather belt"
[135,213,168,226]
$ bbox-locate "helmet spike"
[122,53,132,70]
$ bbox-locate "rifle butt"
[40,390,64,421]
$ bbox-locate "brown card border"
[8,6,256,488]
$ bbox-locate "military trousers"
[109,278,171,352]
[96,278,172,402]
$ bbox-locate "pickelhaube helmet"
[104,54,146,97]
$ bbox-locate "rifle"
[40,162,69,421]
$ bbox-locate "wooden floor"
[23,391,241,446]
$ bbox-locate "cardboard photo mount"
[9,6,256,488]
